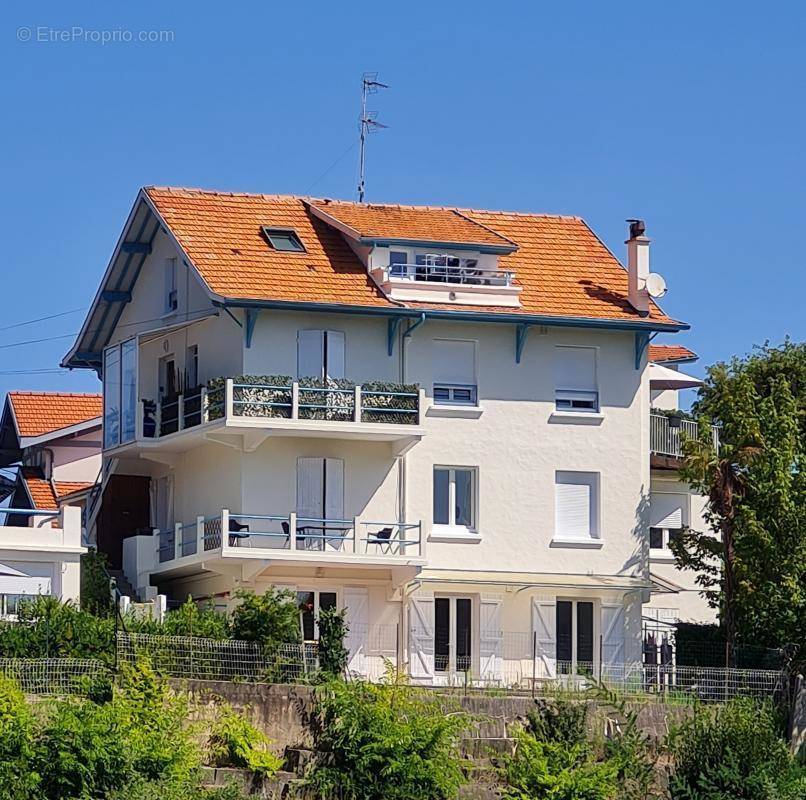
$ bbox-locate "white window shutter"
[554,346,597,392]
[324,458,344,549]
[555,477,592,540]
[432,340,475,385]
[531,598,557,679]
[479,594,504,682]
[601,602,625,676]
[408,593,435,681]
[325,331,346,379]
[343,587,369,677]
[297,330,324,379]
[296,457,324,520]
[649,494,685,529]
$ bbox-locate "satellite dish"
[645,272,667,298]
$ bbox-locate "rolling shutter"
[554,346,597,392]
[649,494,685,529]
[432,340,475,385]
[555,473,595,540]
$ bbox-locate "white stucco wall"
[50,428,102,483]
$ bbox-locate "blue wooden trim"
[634,331,657,369]
[223,299,688,334]
[244,308,259,348]
[120,241,152,254]
[101,290,132,303]
[403,312,426,339]
[74,350,102,365]
[387,317,401,356]
[359,237,516,255]
[515,323,531,364]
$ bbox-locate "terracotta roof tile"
[144,187,681,326]
[20,469,57,510]
[649,344,697,363]
[55,481,94,500]
[8,392,102,438]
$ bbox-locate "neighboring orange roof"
[8,392,102,438]
[649,344,697,363]
[55,481,94,500]
[20,470,93,511]
[309,201,515,249]
[144,187,681,326]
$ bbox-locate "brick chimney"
[626,219,650,316]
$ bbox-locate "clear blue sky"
[1,1,803,400]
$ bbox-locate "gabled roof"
[63,187,688,369]
[19,467,94,511]
[649,344,698,364]
[308,200,517,251]
[5,392,102,439]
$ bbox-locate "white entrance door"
[296,457,345,550]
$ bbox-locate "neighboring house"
[0,392,102,527]
[0,392,98,609]
[646,345,718,626]
[62,186,694,685]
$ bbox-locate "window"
[389,250,409,277]
[297,590,337,641]
[185,344,198,388]
[556,599,594,674]
[262,227,306,252]
[554,346,598,412]
[164,258,178,313]
[554,471,600,542]
[433,467,476,532]
[103,338,138,449]
[297,330,345,380]
[432,339,477,406]
[649,493,686,552]
[435,596,473,673]
[0,594,22,617]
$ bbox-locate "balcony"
[111,377,425,455]
[650,413,720,464]
[133,510,425,580]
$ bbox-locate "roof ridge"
[146,186,582,219]
[8,391,102,398]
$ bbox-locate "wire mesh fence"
[0,658,110,695]
[116,632,313,682]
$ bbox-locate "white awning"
[649,362,703,390]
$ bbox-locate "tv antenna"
[357,72,388,203]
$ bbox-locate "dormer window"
[386,250,512,287]
[263,227,306,253]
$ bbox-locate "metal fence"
[0,658,110,695]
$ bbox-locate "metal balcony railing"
[650,413,720,458]
[388,262,514,287]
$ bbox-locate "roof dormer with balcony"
[308,201,523,308]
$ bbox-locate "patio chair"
[228,518,250,547]
[370,526,394,554]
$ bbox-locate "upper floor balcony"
[105,376,425,455]
[649,412,720,464]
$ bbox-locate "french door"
[296,589,337,641]
[434,596,473,674]
[556,599,594,675]
[296,457,345,550]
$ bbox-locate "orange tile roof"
[649,344,697,363]
[21,470,57,510]
[144,187,680,326]
[8,392,102,439]
[55,481,94,500]
[309,201,515,248]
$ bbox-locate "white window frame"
[433,466,478,536]
[553,471,601,544]
[555,598,597,675]
[185,344,199,388]
[164,257,178,314]
[296,588,339,641]
[434,594,475,674]
[554,346,599,413]
[649,492,688,558]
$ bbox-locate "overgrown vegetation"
[80,549,115,618]
[303,672,469,800]
[668,697,806,799]
[0,663,261,800]
[317,606,349,677]
[228,587,301,648]
[208,705,283,777]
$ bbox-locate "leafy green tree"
[80,549,115,618]
[317,606,349,677]
[672,341,806,659]
[128,597,230,639]
[229,588,300,649]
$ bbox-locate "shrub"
[526,699,588,750]
[668,697,806,800]
[128,597,230,639]
[0,596,115,664]
[208,706,283,777]
[0,677,39,799]
[304,675,469,800]
[229,588,300,650]
[317,606,349,677]
[80,549,115,618]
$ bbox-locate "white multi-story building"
[63,187,696,685]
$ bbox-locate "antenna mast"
[358,72,388,203]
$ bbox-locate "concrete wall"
[50,427,102,483]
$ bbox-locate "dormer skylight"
[262,226,306,253]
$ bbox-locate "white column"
[174,523,182,560]
[221,509,230,553]
[225,379,234,420]
[178,395,185,431]
[354,385,362,423]
[288,511,297,551]
[291,382,299,419]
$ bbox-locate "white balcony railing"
[140,379,422,440]
[156,510,424,565]
[650,413,720,458]
[388,262,514,287]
